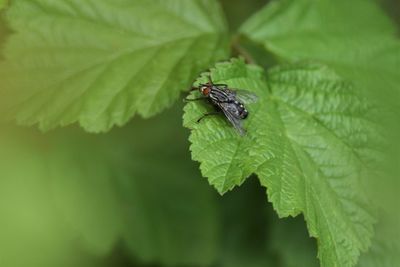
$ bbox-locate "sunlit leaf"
[0,0,229,132]
[240,0,400,107]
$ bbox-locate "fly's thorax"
[209,87,232,103]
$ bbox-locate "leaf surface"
[240,0,400,107]
[183,58,378,267]
[0,0,229,132]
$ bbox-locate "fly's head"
[199,82,212,97]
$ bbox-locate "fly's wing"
[218,102,246,136]
[230,89,258,104]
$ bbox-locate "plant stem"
[231,34,256,64]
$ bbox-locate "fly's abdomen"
[222,100,248,119]
[240,108,248,119]
[234,101,248,119]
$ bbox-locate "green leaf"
[0,0,229,132]
[0,106,219,266]
[183,58,377,267]
[240,0,400,106]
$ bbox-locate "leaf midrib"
[23,0,216,39]
[275,114,345,267]
[272,97,369,173]
[279,101,371,250]
[8,34,217,116]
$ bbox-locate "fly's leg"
[213,83,228,88]
[207,75,227,88]
[197,111,221,123]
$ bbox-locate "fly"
[186,77,258,136]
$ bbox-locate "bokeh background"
[0,0,399,267]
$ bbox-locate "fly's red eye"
[201,87,210,96]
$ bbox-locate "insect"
[186,77,258,136]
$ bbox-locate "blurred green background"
[0,0,399,267]
[0,102,319,267]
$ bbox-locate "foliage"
[0,0,399,267]
[0,0,228,132]
[240,0,400,107]
[184,58,377,267]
